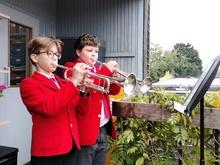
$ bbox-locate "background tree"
[149,43,176,82]
[174,43,202,77]
[149,43,203,82]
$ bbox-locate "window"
[10,22,32,86]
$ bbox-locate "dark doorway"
[55,37,106,78]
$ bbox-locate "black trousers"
[72,125,108,165]
[30,148,75,165]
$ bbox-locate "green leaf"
[123,130,134,143]
[172,126,180,133]
[135,157,145,165]
[127,146,138,154]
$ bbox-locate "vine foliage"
[107,89,217,165]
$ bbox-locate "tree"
[149,43,203,82]
[149,44,176,82]
[173,43,202,77]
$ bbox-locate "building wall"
[1,0,145,77]
[0,0,56,36]
[56,0,144,78]
[0,2,40,165]
[0,88,31,165]
[0,18,9,83]
[1,0,146,77]
[0,1,148,164]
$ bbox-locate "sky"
[150,0,220,69]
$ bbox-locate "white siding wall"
[0,2,40,165]
[0,88,31,165]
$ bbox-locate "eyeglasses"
[36,51,61,60]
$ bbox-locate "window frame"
[9,20,32,87]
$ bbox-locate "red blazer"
[20,71,90,156]
[65,61,121,145]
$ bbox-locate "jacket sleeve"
[20,78,80,117]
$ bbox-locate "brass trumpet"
[96,61,152,95]
[137,77,152,94]
[116,71,151,94]
[57,64,110,93]
[56,64,137,94]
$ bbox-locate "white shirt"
[90,66,109,127]
[99,101,110,127]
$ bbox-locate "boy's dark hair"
[28,36,63,65]
[74,34,101,56]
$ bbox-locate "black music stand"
[174,55,220,165]
[174,55,220,116]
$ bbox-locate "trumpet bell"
[124,73,137,96]
[139,77,152,94]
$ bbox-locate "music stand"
[174,55,220,116]
[174,55,220,165]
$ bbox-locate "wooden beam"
[112,101,169,122]
[112,101,220,130]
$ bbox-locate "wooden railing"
[112,101,220,130]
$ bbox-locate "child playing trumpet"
[20,36,91,165]
[65,34,121,165]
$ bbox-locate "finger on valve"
[70,63,88,85]
[112,70,120,77]
[105,61,119,73]
[84,76,94,84]
[77,63,91,70]
[107,60,119,68]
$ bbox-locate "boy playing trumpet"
[65,34,121,165]
[20,36,91,165]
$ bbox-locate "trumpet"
[117,71,151,94]
[57,64,110,93]
[56,64,137,94]
[139,77,152,94]
[96,61,152,94]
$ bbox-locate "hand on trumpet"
[69,63,92,86]
[104,60,120,77]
